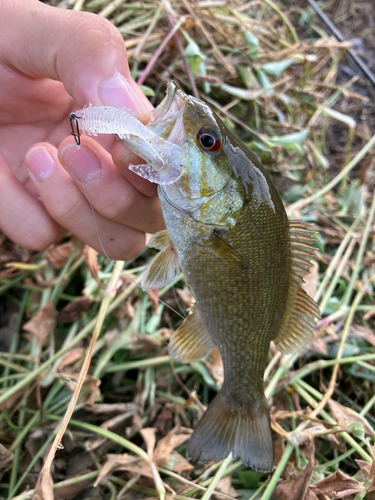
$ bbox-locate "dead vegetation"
[1,0,375,499]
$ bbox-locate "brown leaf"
[23,301,58,347]
[302,263,319,299]
[54,470,93,500]
[148,289,160,314]
[310,470,363,498]
[32,471,54,500]
[140,427,156,456]
[94,453,152,486]
[275,441,315,500]
[45,241,77,269]
[355,458,375,493]
[213,474,238,500]
[57,348,84,371]
[58,297,92,324]
[204,346,224,386]
[176,287,193,308]
[0,387,25,410]
[154,426,193,466]
[350,324,375,347]
[84,245,101,287]
[164,451,194,473]
[131,333,162,352]
[0,443,13,471]
[328,399,373,435]
[114,297,135,319]
[311,337,328,355]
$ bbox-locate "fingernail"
[61,144,102,181]
[26,147,55,181]
[99,72,149,121]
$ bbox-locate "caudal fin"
[186,391,273,473]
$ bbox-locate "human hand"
[0,0,165,260]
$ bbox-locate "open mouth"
[147,82,187,143]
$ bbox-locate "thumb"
[0,0,151,118]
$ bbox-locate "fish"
[73,82,320,473]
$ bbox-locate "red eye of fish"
[197,127,222,153]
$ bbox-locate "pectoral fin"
[141,239,180,291]
[169,305,215,363]
[148,230,170,250]
[274,221,320,354]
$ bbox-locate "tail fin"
[186,391,273,473]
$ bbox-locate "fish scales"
[75,82,320,473]
[162,191,291,407]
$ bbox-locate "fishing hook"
[69,113,81,146]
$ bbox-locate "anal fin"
[274,221,320,354]
[169,305,215,363]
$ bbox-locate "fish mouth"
[147,82,187,144]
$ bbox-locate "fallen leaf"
[0,387,25,410]
[45,241,77,269]
[302,263,319,299]
[355,458,375,493]
[176,287,193,308]
[0,443,13,471]
[94,453,152,486]
[140,427,156,456]
[57,348,84,371]
[275,441,316,500]
[54,471,93,500]
[84,245,101,287]
[328,399,373,435]
[310,470,363,498]
[23,301,58,347]
[164,451,194,473]
[32,471,54,500]
[114,297,135,319]
[154,426,193,466]
[131,333,161,352]
[59,297,92,324]
[213,474,238,500]
[204,346,224,386]
[148,289,160,314]
[311,337,328,355]
[350,324,375,347]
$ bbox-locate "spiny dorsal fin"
[169,304,216,363]
[141,236,180,291]
[274,220,320,354]
[289,220,318,283]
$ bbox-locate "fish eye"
[197,127,221,153]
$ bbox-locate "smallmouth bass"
[73,82,320,473]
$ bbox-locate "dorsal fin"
[274,221,320,354]
[141,232,180,291]
[169,304,216,363]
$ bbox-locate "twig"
[307,0,375,89]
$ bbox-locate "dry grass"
[1,0,375,499]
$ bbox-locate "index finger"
[0,0,152,117]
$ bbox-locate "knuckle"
[72,12,124,52]
[15,224,59,251]
[49,195,84,225]
[102,191,138,223]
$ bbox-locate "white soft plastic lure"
[72,103,187,185]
